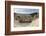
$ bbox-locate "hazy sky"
[14,8,39,14]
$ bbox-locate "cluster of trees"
[14,13,39,23]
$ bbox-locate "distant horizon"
[14,8,39,14]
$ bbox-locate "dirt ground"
[14,18,39,27]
